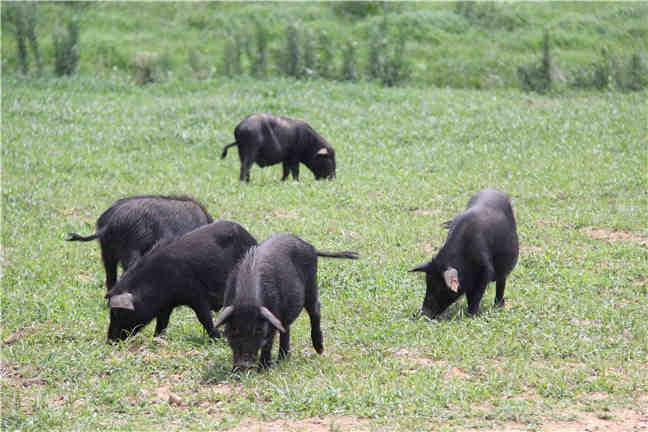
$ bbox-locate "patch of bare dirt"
[411,208,442,216]
[75,272,93,282]
[464,406,648,432]
[537,219,560,226]
[391,349,470,379]
[423,242,438,255]
[230,416,371,432]
[62,208,84,216]
[580,227,648,247]
[520,246,543,255]
[1,363,46,389]
[633,278,648,286]
[525,98,555,109]
[273,209,297,220]
[3,328,38,345]
[569,319,602,328]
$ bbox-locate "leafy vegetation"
[1,2,646,90]
[2,74,646,430]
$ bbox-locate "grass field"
[2,2,647,89]
[2,75,647,431]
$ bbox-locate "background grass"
[2,2,647,89]
[2,72,646,431]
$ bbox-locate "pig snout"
[232,351,258,372]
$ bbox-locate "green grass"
[2,75,647,431]
[2,2,647,89]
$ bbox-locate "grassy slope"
[2,74,646,430]
[1,2,647,88]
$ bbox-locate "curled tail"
[316,250,360,260]
[66,227,106,242]
[221,142,238,159]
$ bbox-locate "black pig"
[220,114,336,182]
[67,195,212,291]
[213,234,359,370]
[410,189,518,318]
[105,221,257,342]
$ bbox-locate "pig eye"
[229,327,240,336]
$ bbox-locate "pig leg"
[154,307,173,336]
[100,245,118,291]
[281,162,291,181]
[260,328,277,368]
[465,280,487,317]
[305,299,324,354]
[494,277,506,307]
[239,158,253,182]
[192,302,220,339]
[278,328,291,360]
[289,163,299,180]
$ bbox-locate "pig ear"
[443,267,460,292]
[109,292,135,311]
[316,147,329,157]
[409,261,432,273]
[214,305,234,328]
[259,307,286,333]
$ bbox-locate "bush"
[282,24,300,78]
[381,28,410,87]
[316,30,334,80]
[518,30,552,93]
[626,52,647,91]
[54,18,80,77]
[250,18,268,78]
[222,26,245,77]
[3,3,42,76]
[341,41,358,81]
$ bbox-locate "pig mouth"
[421,305,438,320]
[232,361,257,373]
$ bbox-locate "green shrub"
[316,30,334,80]
[282,24,300,78]
[340,41,357,81]
[302,28,315,78]
[133,51,169,85]
[518,30,552,93]
[222,26,244,77]
[381,28,410,87]
[3,3,42,76]
[626,52,647,91]
[53,18,80,77]
[251,18,268,78]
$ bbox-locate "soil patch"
[520,246,543,255]
[580,227,648,247]
[411,208,442,216]
[273,209,297,219]
[231,416,371,432]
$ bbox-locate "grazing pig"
[220,114,336,182]
[105,221,257,342]
[410,189,518,319]
[213,233,359,370]
[67,195,213,291]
